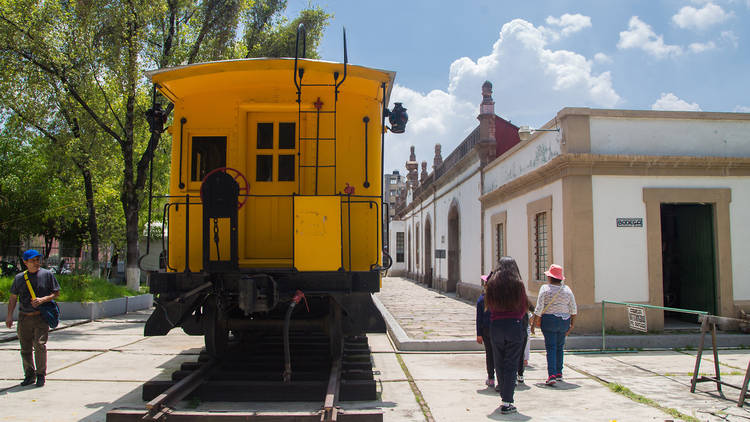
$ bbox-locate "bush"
[0,274,140,302]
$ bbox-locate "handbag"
[532,286,565,328]
[24,271,61,328]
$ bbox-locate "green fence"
[601,300,709,351]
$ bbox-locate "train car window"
[257,123,273,149]
[278,155,295,181]
[190,136,226,181]
[256,155,273,181]
[279,122,295,149]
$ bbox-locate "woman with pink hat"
[530,264,577,386]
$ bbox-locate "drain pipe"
[282,290,306,383]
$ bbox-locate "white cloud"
[594,52,613,64]
[543,14,592,41]
[385,18,621,173]
[651,93,702,111]
[689,41,717,52]
[721,30,739,47]
[734,105,750,113]
[618,16,683,58]
[673,3,732,30]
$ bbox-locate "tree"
[0,0,330,290]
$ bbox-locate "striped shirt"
[534,283,577,319]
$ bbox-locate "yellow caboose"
[143,48,406,358]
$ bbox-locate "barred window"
[495,223,504,263]
[534,212,549,281]
[396,232,405,263]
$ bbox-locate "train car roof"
[146,58,396,105]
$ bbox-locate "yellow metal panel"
[294,196,342,271]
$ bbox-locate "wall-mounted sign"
[434,249,446,259]
[627,306,648,332]
[616,218,643,228]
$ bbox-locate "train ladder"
[690,314,750,406]
[295,72,343,196]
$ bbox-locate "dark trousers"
[481,327,495,379]
[17,313,49,376]
[490,318,523,403]
[541,314,570,377]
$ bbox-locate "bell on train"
[386,102,408,134]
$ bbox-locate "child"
[517,303,533,383]
[476,275,496,388]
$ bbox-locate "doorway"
[661,203,717,322]
[424,217,432,288]
[447,204,460,292]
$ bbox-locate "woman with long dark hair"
[485,256,528,415]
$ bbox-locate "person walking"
[476,274,496,389]
[517,303,533,384]
[5,250,60,387]
[530,264,577,386]
[485,256,528,414]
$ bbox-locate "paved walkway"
[375,276,477,340]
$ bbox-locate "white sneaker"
[517,374,524,384]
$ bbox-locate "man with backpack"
[4,249,60,387]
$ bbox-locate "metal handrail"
[160,193,382,273]
[601,300,709,351]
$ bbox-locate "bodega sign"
[627,306,648,332]
[616,218,643,228]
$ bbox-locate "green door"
[662,204,716,317]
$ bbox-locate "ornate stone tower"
[477,81,497,165]
[405,145,419,189]
[420,161,428,184]
[433,143,443,170]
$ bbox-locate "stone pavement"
[1,308,748,421]
[374,276,750,351]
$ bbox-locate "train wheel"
[204,296,229,357]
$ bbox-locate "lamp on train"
[385,102,408,133]
[518,125,560,141]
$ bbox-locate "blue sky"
[287,0,750,174]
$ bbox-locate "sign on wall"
[616,217,643,228]
[627,306,648,332]
[434,249,446,259]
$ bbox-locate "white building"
[389,82,750,332]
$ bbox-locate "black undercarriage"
[145,269,386,357]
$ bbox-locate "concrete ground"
[0,277,748,421]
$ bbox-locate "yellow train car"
[143,46,407,358]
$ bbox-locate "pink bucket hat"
[544,264,565,280]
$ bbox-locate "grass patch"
[0,274,141,302]
[607,382,700,421]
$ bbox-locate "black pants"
[490,318,523,404]
[481,327,495,379]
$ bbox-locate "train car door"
[244,112,299,267]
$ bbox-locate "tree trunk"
[123,184,140,291]
[80,166,100,276]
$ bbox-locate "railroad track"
[106,332,383,421]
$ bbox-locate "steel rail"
[143,358,218,420]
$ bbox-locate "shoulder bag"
[532,286,564,328]
[24,271,60,328]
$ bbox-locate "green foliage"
[0,274,139,302]
[0,0,330,277]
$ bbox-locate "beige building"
[390,84,750,332]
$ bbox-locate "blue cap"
[22,250,42,261]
